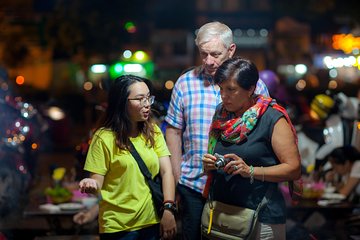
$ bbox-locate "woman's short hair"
[195,21,233,49]
[214,56,259,90]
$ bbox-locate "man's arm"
[165,125,183,184]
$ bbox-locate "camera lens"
[214,159,225,169]
[214,153,226,169]
[214,153,231,169]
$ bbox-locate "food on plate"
[44,185,73,204]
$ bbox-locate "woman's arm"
[159,155,177,239]
[258,117,301,182]
[79,173,104,194]
[339,177,360,197]
[222,117,301,183]
[159,155,176,202]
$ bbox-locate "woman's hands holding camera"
[202,153,217,172]
[202,153,251,178]
[222,153,251,177]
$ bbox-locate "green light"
[114,63,123,73]
[125,21,135,29]
[109,63,124,79]
[124,21,137,33]
[109,61,154,80]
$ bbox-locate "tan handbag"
[201,187,272,240]
[201,201,259,240]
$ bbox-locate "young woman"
[79,75,177,240]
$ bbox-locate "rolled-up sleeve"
[165,79,184,129]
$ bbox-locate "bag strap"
[255,185,273,213]
[129,141,152,181]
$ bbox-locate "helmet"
[310,94,335,120]
[259,70,279,96]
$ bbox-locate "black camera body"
[214,153,232,169]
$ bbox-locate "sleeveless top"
[212,107,286,224]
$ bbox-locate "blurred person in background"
[165,21,269,239]
[202,57,301,239]
[324,146,360,201]
[79,75,176,240]
[73,204,99,225]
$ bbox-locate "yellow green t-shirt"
[84,124,170,233]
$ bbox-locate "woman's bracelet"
[261,166,265,182]
[249,165,254,184]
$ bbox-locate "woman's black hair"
[328,146,360,165]
[214,56,259,91]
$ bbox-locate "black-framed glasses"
[128,95,155,107]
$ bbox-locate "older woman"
[202,57,301,239]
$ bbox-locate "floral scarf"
[208,95,274,148]
[203,95,302,203]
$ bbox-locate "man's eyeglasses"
[128,95,155,107]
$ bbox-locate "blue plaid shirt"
[165,67,269,193]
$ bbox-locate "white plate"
[58,203,85,211]
[324,186,336,193]
[321,192,346,200]
[317,199,342,206]
[39,203,61,212]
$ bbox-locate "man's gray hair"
[195,21,233,49]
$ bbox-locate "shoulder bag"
[201,186,273,240]
[129,141,163,218]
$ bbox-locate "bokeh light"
[83,81,93,91]
[328,80,338,89]
[124,21,137,33]
[16,75,25,85]
[123,50,132,59]
[296,79,306,91]
[165,80,174,90]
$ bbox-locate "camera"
[214,153,232,169]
